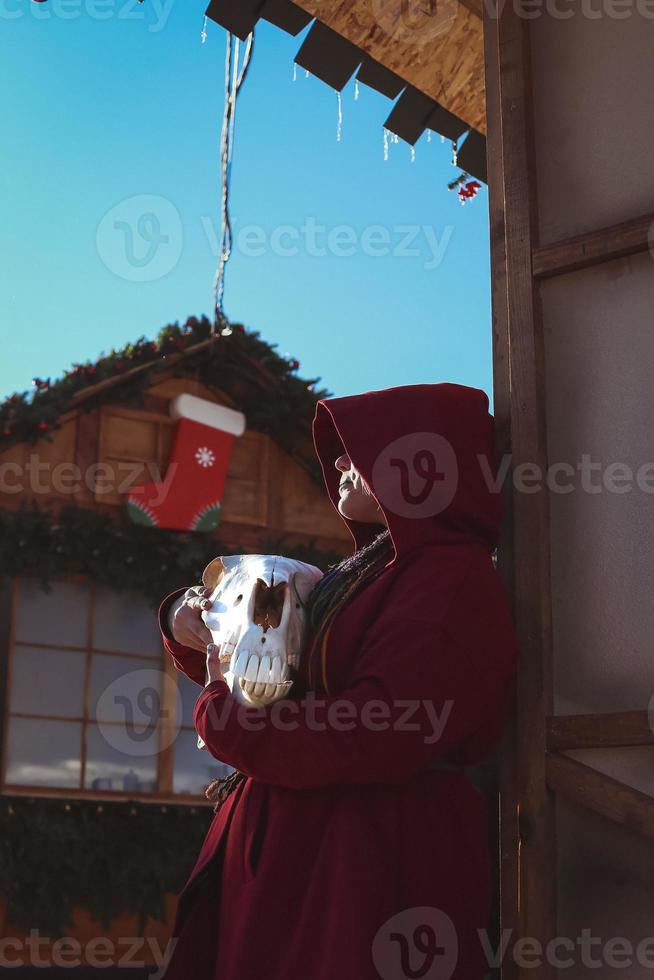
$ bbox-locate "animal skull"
[201,554,324,710]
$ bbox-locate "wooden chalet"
[0,318,349,972]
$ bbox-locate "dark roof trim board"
[260,0,312,34]
[204,0,262,40]
[427,101,470,143]
[456,128,488,183]
[204,0,487,181]
[204,0,312,40]
[383,85,438,146]
[294,22,362,91]
[356,56,405,100]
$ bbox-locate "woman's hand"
[168,586,214,652]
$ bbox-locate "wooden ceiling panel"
[294,0,486,133]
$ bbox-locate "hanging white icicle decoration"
[336,91,343,142]
[354,79,360,101]
[383,127,390,161]
[427,129,432,143]
[410,145,416,163]
[200,15,208,43]
[212,30,255,336]
[293,62,297,81]
[305,69,310,78]
[452,140,458,167]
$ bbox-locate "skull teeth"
[252,655,269,698]
[233,653,294,706]
[244,655,260,684]
[233,650,249,678]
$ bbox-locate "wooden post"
[483,1,557,976]
[0,586,12,779]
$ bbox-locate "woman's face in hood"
[335,454,387,526]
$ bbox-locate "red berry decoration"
[458,180,482,205]
[38,421,49,431]
[289,358,300,371]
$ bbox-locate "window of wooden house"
[1,579,231,800]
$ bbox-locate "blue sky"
[0,2,492,405]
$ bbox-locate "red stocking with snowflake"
[127,395,245,532]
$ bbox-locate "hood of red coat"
[312,383,502,563]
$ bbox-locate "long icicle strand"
[212,30,255,337]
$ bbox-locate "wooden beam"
[532,212,654,280]
[70,340,217,408]
[484,10,518,980]
[546,753,654,843]
[484,0,557,974]
[1,784,214,807]
[158,650,180,796]
[0,586,12,783]
[548,711,654,751]
[73,409,101,507]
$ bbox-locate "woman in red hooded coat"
[158,383,518,980]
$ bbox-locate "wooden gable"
[0,373,351,557]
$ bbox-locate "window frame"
[0,575,214,806]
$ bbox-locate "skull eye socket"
[235,594,243,605]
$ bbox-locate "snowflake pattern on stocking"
[196,446,216,468]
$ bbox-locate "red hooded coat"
[158,383,518,980]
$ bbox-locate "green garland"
[0,503,344,606]
[0,794,213,934]
[0,316,331,484]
